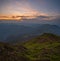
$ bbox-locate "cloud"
[0,0,48,20]
[0,0,47,17]
[21,15,60,22]
[36,15,60,21]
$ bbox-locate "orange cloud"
[0,0,48,20]
[0,15,21,20]
[1,0,48,16]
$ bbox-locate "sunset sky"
[0,0,60,20]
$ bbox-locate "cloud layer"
[0,0,60,21]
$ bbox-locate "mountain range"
[0,23,60,43]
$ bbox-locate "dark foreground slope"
[0,33,60,61]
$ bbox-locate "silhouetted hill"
[0,33,60,61]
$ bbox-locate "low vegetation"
[0,33,60,61]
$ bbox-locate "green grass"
[23,33,60,61]
[0,33,60,61]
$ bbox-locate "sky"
[0,0,60,21]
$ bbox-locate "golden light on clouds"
[0,0,48,20]
[0,15,21,20]
[0,0,57,21]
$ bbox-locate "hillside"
[0,33,60,61]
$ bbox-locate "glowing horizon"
[0,0,60,21]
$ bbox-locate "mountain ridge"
[0,33,60,61]
[0,23,60,43]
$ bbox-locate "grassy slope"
[0,33,60,61]
[23,33,60,61]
